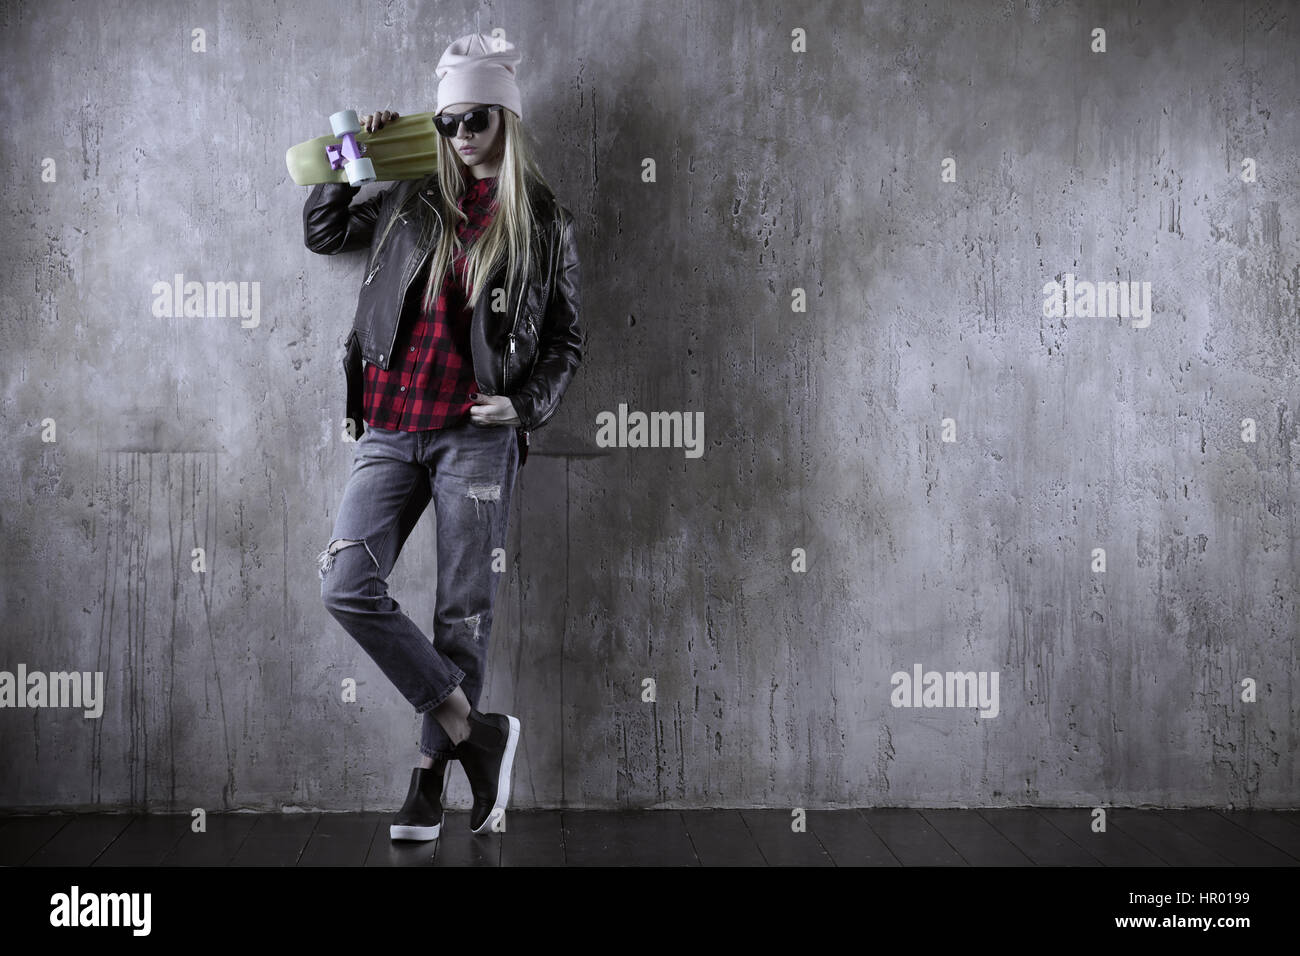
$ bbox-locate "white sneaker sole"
[390,763,448,841]
[389,819,442,841]
[470,714,520,834]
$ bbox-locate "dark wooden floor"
[2,809,1297,866]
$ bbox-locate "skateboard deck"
[286,111,442,185]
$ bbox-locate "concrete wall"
[1,0,1295,811]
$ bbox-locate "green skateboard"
[286,109,441,186]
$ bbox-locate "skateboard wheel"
[330,109,362,137]
[344,157,376,186]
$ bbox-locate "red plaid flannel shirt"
[361,175,497,431]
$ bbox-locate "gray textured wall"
[1,0,1296,812]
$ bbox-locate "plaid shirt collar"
[463,175,496,197]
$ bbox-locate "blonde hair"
[374,108,547,310]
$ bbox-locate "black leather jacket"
[302,173,583,468]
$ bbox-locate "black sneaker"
[389,758,450,841]
[452,708,521,833]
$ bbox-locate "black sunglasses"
[433,105,502,137]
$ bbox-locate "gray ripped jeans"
[318,419,519,759]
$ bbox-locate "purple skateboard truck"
[326,110,376,186]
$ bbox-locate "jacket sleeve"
[509,207,584,431]
[303,181,392,255]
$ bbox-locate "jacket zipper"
[502,272,525,392]
[378,186,443,368]
[502,214,558,389]
[547,212,561,304]
[504,213,560,425]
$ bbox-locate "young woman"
[303,32,583,840]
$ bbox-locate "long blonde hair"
[373,108,548,309]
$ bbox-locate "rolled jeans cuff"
[414,669,466,715]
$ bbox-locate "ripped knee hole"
[316,537,377,578]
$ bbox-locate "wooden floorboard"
[299,812,384,866]
[432,811,500,866]
[739,809,835,866]
[1214,810,1300,861]
[93,815,190,866]
[498,809,565,866]
[808,810,902,866]
[1031,808,1159,865]
[860,809,966,865]
[0,816,72,865]
[7,810,1298,866]
[921,810,1033,865]
[680,810,766,866]
[1211,811,1300,863]
[1160,810,1296,866]
[25,815,133,866]
[161,813,259,866]
[228,813,321,866]
[1108,810,1233,866]
[561,810,698,866]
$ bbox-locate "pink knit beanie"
[435,33,523,121]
